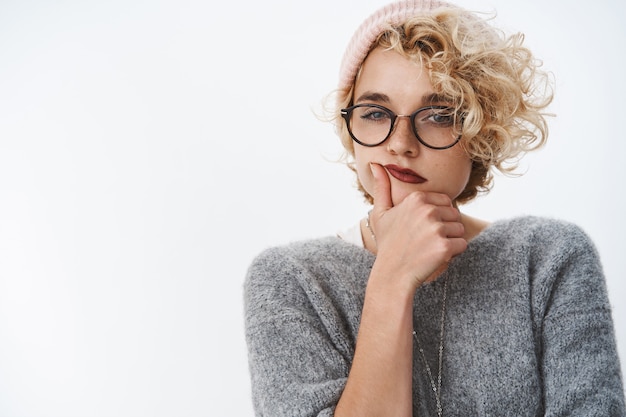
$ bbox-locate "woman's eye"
[428,110,455,126]
[361,110,389,121]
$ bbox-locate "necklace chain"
[413,276,448,417]
[365,210,376,246]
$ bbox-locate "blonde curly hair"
[332,7,553,204]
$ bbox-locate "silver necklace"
[413,276,448,417]
[365,210,376,247]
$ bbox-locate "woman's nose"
[386,115,420,156]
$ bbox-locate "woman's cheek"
[355,160,374,197]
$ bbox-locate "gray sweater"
[244,216,625,416]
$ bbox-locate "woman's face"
[352,47,472,206]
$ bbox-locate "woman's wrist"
[366,262,419,305]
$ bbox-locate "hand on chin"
[389,182,427,207]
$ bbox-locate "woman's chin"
[389,186,458,207]
[391,189,412,206]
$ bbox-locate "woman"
[244,1,625,415]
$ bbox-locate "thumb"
[370,163,393,213]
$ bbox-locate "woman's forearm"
[334,266,416,417]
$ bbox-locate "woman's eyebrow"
[354,91,391,103]
[423,92,452,105]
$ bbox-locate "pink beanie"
[338,0,458,90]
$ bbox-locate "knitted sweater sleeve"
[530,220,625,415]
[243,240,361,417]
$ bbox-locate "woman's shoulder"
[244,236,374,324]
[250,235,369,267]
[245,236,374,287]
[474,215,598,259]
[483,215,592,242]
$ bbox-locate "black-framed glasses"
[340,104,463,150]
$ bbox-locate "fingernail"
[369,162,377,177]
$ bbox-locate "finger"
[400,193,459,220]
[446,237,468,256]
[369,162,393,213]
[441,221,465,238]
[436,205,462,223]
[405,191,453,208]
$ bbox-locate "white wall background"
[0,0,624,415]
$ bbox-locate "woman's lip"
[384,164,427,184]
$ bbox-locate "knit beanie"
[338,0,459,91]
